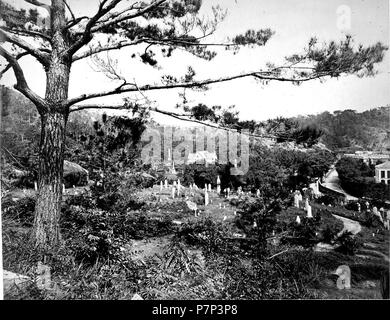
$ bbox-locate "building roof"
[186,151,217,164]
[375,161,390,169]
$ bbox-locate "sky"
[1,0,389,125]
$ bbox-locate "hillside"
[293,107,390,152]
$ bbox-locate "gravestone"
[36,262,52,290]
[171,187,176,199]
[294,193,300,208]
[34,181,38,191]
[256,189,260,197]
[307,205,313,218]
[186,200,198,216]
[164,179,168,188]
[305,198,309,211]
[334,265,351,290]
[208,183,212,192]
[204,191,209,206]
[296,216,301,224]
[160,181,163,191]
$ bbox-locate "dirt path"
[322,167,358,201]
[315,213,362,252]
[332,214,362,235]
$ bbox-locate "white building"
[186,151,218,165]
[375,161,390,184]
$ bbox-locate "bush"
[335,231,362,255]
[2,196,36,226]
[282,216,321,248]
[321,225,340,244]
[112,211,174,239]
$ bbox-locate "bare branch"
[90,0,168,33]
[65,0,122,57]
[65,70,329,107]
[63,0,76,21]
[68,104,291,142]
[0,46,47,113]
[0,28,50,66]
[25,0,51,13]
[72,39,143,61]
[2,27,51,42]
[1,51,29,74]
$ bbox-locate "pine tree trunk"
[32,111,68,249]
[31,0,71,249]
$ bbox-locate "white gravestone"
[186,201,198,216]
[294,193,300,208]
[334,265,351,290]
[296,216,301,224]
[204,191,209,206]
[208,183,212,192]
[165,179,168,189]
[307,205,313,218]
[160,181,163,191]
[305,198,309,211]
[34,181,38,191]
[171,187,176,199]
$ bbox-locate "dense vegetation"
[336,157,390,202]
[295,107,390,151]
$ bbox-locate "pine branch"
[0,46,47,113]
[65,70,328,107]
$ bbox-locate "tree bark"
[32,111,68,249]
[31,0,71,250]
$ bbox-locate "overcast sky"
[1,0,389,124]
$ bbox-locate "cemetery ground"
[2,183,389,300]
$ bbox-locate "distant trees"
[336,157,390,201]
[296,106,390,151]
[244,144,335,193]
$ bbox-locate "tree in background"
[0,0,387,250]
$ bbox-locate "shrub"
[158,239,203,277]
[335,231,362,255]
[2,196,36,226]
[282,216,321,248]
[176,217,232,255]
[321,224,340,244]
